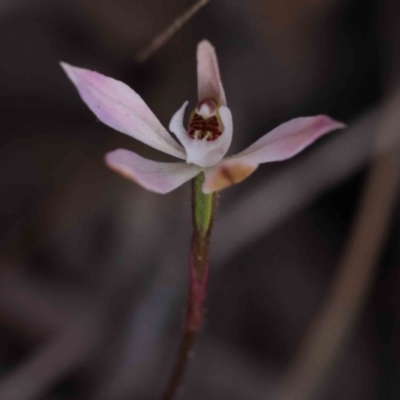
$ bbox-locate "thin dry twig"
[135,0,210,62]
[274,89,400,400]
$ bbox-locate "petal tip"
[60,62,102,86]
[104,149,137,183]
[59,61,71,73]
[318,115,347,130]
[60,61,81,85]
[198,39,214,51]
[59,61,76,74]
[59,61,70,69]
[104,149,118,164]
[104,149,127,172]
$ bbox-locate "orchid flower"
[61,41,345,195]
[61,40,345,400]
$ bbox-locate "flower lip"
[188,98,224,142]
[169,101,233,168]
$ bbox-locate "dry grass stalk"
[274,89,400,400]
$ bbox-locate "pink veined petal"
[233,115,346,164]
[61,62,186,160]
[202,159,258,194]
[197,40,227,106]
[105,149,201,194]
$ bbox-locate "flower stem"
[161,173,217,400]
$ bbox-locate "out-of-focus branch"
[0,308,102,400]
[273,89,400,400]
[0,270,80,339]
[188,337,275,400]
[135,0,210,62]
[213,109,379,266]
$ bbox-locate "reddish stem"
[186,231,210,332]
[161,176,216,400]
[161,257,209,400]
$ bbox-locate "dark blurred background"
[0,0,399,399]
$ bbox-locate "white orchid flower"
[61,40,345,194]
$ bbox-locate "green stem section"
[192,173,215,236]
[161,173,217,400]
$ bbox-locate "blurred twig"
[188,337,275,400]
[214,109,379,266]
[0,307,102,400]
[0,271,81,339]
[135,0,210,62]
[273,89,400,400]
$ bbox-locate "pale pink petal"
[197,40,226,106]
[61,62,186,160]
[105,149,201,194]
[201,115,345,193]
[169,102,233,168]
[233,116,346,164]
[202,159,258,194]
